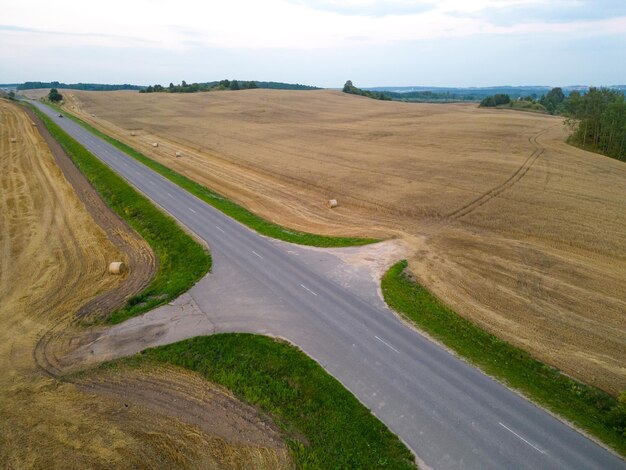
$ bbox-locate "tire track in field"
[446,128,550,220]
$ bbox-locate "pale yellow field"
[0,100,290,468]
[43,88,626,395]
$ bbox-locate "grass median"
[50,103,378,248]
[109,334,417,469]
[31,105,212,324]
[382,260,626,457]
[31,104,416,467]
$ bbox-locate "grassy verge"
[382,260,626,457]
[109,334,416,468]
[51,102,378,247]
[30,105,212,324]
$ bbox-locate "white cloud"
[0,0,624,53]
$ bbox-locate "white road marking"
[251,250,263,259]
[499,422,546,454]
[300,284,318,296]
[188,207,197,213]
[375,336,401,354]
[167,192,174,198]
[215,225,225,233]
[149,180,155,185]
[123,162,128,167]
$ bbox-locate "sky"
[1,0,625,87]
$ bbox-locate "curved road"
[31,100,625,470]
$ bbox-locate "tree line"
[140,80,260,93]
[564,88,625,160]
[140,80,321,94]
[479,87,625,161]
[342,81,391,100]
[18,81,142,91]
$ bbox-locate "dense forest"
[141,80,320,93]
[564,88,625,161]
[17,81,143,91]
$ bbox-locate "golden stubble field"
[0,100,290,468]
[43,88,626,395]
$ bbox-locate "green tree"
[479,96,496,107]
[540,87,565,115]
[48,88,63,102]
[494,94,510,105]
[343,80,354,92]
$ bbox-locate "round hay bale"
[108,261,127,275]
[9,137,17,143]
[175,151,182,157]
[130,131,136,136]
[326,199,338,209]
[152,142,159,148]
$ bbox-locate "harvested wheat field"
[0,100,290,468]
[42,88,626,395]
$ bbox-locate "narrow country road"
[30,100,625,470]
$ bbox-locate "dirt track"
[0,100,290,468]
[46,88,626,394]
[23,105,156,320]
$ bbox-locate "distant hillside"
[346,81,474,102]
[17,81,144,91]
[365,85,626,101]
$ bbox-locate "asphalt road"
[31,100,625,470]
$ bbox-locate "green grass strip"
[112,334,416,469]
[52,103,378,248]
[382,260,626,457]
[31,105,211,324]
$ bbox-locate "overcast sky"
[1,0,625,87]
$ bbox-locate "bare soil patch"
[0,100,290,468]
[43,88,626,394]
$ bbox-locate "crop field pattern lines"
[30,88,626,396]
[447,128,551,220]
